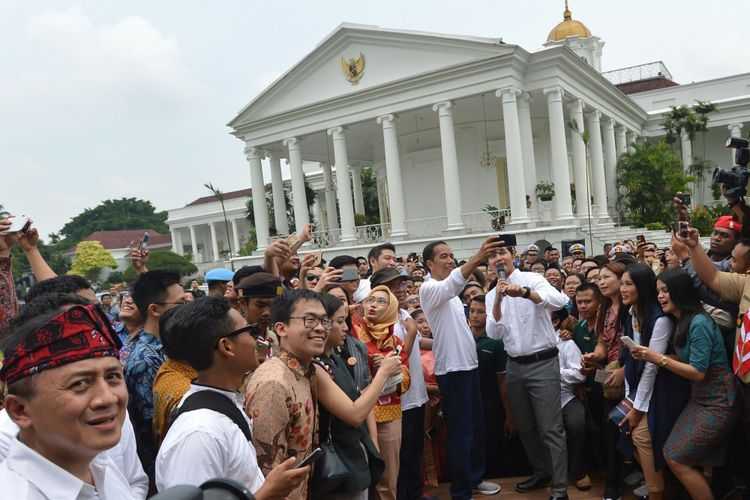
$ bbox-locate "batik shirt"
[0,257,17,333]
[123,329,165,479]
[245,350,317,500]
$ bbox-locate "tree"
[68,241,117,282]
[60,198,168,245]
[359,166,381,225]
[246,180,317,235]
[122,250,197,282]
[617,141,693,227]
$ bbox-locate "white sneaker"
[473,481,502,495]
[633,484,649,498]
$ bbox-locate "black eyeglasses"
[305,275,320,282]
[155,301,188,306]
[215,324,269,347]
[289,315,332,329]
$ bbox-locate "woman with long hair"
[581,262,627,500]
[314,293,383,500]
[619,264,690,500]
[632,269,737,499]
[328,285,372,392]
[357,286,411,500]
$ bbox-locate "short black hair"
[131,270,181,318]
[356,256,367,264]
[160,296,234,371]
[368,243,396,264]
[329,255,358,269]
[422,241,447,269]
[576,282,602,299]
[271,289,324,325]
[233,265,264,286]
[320,293,344,318]
[25,275,92,303]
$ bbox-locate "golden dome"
[547,1,592,42]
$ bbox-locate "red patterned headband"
[0,304,120,385]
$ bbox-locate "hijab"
[358,285,399,350]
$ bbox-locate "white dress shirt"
[353,278,371,303]
[155,383,265,493]
[485,269,568,358]
[394,309,429,410]
[623,313,673,413]
[419,268,478,376]
[0,409,148,500]
[0,437,136,499]
[558,339,586,409]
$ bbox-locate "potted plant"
[482,204,506,231]
[535,181,555,202]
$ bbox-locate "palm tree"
[204,182,234,270]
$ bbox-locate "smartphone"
[341,267,359,282]
[620,336,638,351]
[495,233,517,247]
[139,232,150,252]
[496,264,507,282]
[2,215,31,234]
[295,447,323,468]
[676,221,689,238]
[636,234,646,244]
[677,193,691,206]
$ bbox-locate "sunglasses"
[305,275,320,282]
[215,323,270,347]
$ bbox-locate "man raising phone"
[486,241,570,500]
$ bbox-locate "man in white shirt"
[155,296,308,499]
[371,267,430,500]
[0,301,136,499]
[354,242,398,302]
[419,237,504,500]
[487,244,570,500]
[0,409,148,499]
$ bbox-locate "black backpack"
[168,389,252,442]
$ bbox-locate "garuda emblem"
[341,53,365,85]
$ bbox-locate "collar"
[164,358,198,379]
[190,383,244,407]
[278,350,315,380]
[4,437,110,500]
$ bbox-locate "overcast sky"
[2,0,747,238]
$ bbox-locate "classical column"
[189,225,199,261]
[432,101,465,231]
[351,166,366,216]
[375,165,389,226]
[680,130,693,173]
[497,88,529,223]
[729,123,744,164]
[283,137,310,231]
[170,229,179,254]
[544,87,574,220]
[518,92,539,219]
[268,152,289,235]
[615,125,627,157]
[602,116,618,214]
[321,162,339,232]
[328,127,357,242]
[209,222,220,261]
[376,114,408,238]
[245,146,270,251]
[230,219,241,256]
[626,131,636,153]
[585,110,609,218]
[568,98,590,218]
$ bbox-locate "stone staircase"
[580,221,675,253]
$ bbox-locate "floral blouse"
[245,350,317,500]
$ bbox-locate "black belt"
[508,347,559,365]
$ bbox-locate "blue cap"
[205,268,234,282]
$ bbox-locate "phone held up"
[672,221,690,238]
[295,447,323,468]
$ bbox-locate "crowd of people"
[0,206,749,500]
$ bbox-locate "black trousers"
[397,404,426,500]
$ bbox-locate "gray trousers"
[506,356,568,497]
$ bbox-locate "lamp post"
[204,182,235,271]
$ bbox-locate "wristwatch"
[522,287,531,299]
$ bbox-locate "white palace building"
[166,3,750,269]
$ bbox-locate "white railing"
[310,223,392,248]
[462,209,512,233]
[602,61,673,85]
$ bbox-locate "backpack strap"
[171,390,252,442]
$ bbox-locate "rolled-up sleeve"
[485,288,507,340]
[419,268,466,309]
[530,275,568,311]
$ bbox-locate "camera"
[712,137,750,204]
[150,479,254,500]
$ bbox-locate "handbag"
[311,369,352,494]
[602,360,625,400]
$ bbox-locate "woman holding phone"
[631,269,737,499]
[619,264,689,500]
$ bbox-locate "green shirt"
[676,314,730,372]
[475,334,507,380]
[573,320,597,354]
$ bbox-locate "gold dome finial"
[547,0,592,42]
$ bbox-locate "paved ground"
[424,476,624,499]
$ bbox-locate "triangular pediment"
[229,23,513,128]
